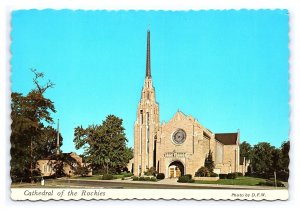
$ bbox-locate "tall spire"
[146,26,151,78]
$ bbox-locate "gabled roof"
[39,152,82,163]
[164,110,187,124]
[215,133,238,145]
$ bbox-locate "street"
[10,178,280,190]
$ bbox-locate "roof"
[215,133,238,145]
[39,152,82,163]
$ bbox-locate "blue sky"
[11,10,289,153]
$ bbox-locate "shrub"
[132,176,139,181]
[132,176,157,182]
[227,173,237,179]
[122,172,133,177]
[144,167,157,176]
[178,175,195,183]
[276,171,289,182]
[195,167,210,177]
[156,173,165,180]
[138,176,153,181]
[101,174,114,180]
[237,172,243,177]
[138,177,145,181]
[245,171,251,177]
[185,174,192,179]
[219,174,227,179]
[150,177,157,182]
[210,172,218,177]
[258,180,285,187]
[144,177,151,181]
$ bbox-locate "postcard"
[10,9,289,200]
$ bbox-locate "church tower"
[133,28,160,176]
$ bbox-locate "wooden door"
[170,168,174,178]
[175,168,181,178]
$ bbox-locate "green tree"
[204,150,215,173]
[271,148,282,172]
[280,140,289,172]
[10,69,61,182]
[38,126,63,157]
[240,141,253,161]
[251,142,274,175]
[74,115,133,174]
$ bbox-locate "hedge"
[101,174,114,180]
[219,174,227,179]
[210,172,218,177]
[177,175,195,183]
[227,173,237,179]
[132,176,157,182]
[156,173,165,180]
[121,172,133,177]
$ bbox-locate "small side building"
[37,152,92,177]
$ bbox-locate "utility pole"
[274,171,277,188]
[30,137,33,183]
[56,119,60,155]
[243,157,246,175]
[105,158,110,174]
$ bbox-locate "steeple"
[133,26,160,176]
[146,26,151,78]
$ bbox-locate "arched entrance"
[168,160,184,178]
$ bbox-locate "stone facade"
[133,29,247,178]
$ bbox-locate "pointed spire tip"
[146,26,151,78]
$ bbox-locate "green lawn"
[71,174,130,180]
[71,175,102,180]
[194,176,266,186]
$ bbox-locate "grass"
[113,175,124,179]
[194,176,267,186]
[71,173,133,180]
[71,175,102,180]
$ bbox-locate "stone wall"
[157,112,216,177]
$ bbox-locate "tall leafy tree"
[271,148,282,172]
[11,69,61,182]
[74,115,133,174]
[251,142,275,175]
[38,126,63,157]
[280,140,289,172]
[240,141,253,162]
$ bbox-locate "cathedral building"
[133,29,247,178]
